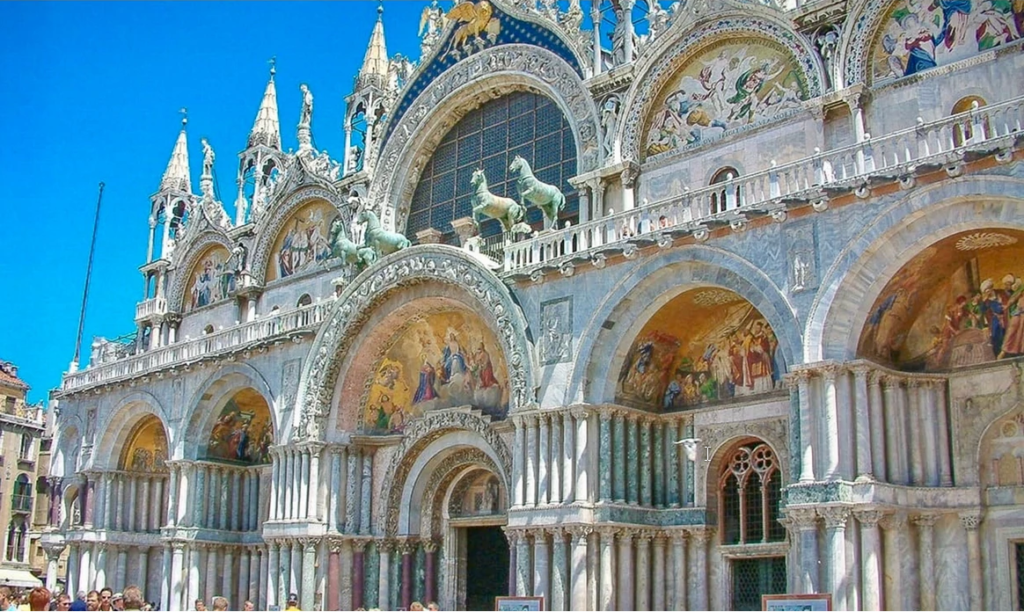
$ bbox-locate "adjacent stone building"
[0,360,47,590]
[45,0,1024,610]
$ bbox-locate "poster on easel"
[495,595,544,611]
[762,593,832,611]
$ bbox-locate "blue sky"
[0,1,429,403]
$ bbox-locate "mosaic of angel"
[861,230,1024,371]
[646,42,807,157]
[617,290,785,410]
[363,312,508,433]
[206,390,274,464]
[273,202,336,280]
[186,247,234,311]
[871,0,1022,80]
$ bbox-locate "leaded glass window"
[719,441,784,546]
[408,91,578,244]
[731,557,787,611]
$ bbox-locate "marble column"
[266,541,279,609]
[290,541,302,600]
[239,549,251,610]
[400,541,414,610]
[222,548,234,609]
[569,527,590,611]
[513,419,526,506]
[102,473,114,530]
[535,530,551,603]
[170,543,185,612]
[906,381,926,486]
[160,546,171,612]
[284,449,295,520]
[115,474,126,530]
[640,419,652,506]
[539,414,551,505]
[653,421,664,508]
[852,366,874,480]
[671,533,688,611]
[868,372,887,481]
[309,446,321,521]
[613,412,626,502]
[378,542,392,611]
[551,414,563,504]
[269,451,280,521]
[301,539,316,611]
[506,530,517,596]
[796,371,816,481]
[354,539,368,609]
[526,416,538,506]
[329,449,343,531]
[562,412,574,503]
[298,451,310,520]
[138,547,150,595]
[914,513,937,611]
[516,532,531,597]
[936,383,953,486]
[652,535,666,611]
[422,540,436,606]
[879,513,906,611]
[820,507,849,611]
[626,415,639,504]
[822,366,841,480]
[789,509,819,593]
[327,541,341,612]
[253,547,265,609]
[552,529,568,611]
[43,546,63,590]
[598,412,612,503]
[618,528,634,609]
[635,531,651,611]
[139,477,151,532]
[854,509,883,611]
[66,544,78,599]
[598,528,615,611]
[187,545,201,609]
[205,545,219,604]
[112,545,126,590]
[690,529,710,611]
[345,449,359,533]
[882,377,907,484]
[667,421,680,507]
[960,514,982,611]
[920,382,940,486]
[360,449,373,534]
[231,470,242,530]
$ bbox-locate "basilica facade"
[42,0,1024,610]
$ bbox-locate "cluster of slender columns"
[792,362,952,487]
[165,462,263,531]
[80,470,169,533]
[166,542,267,611]
[786,506,985,610]
[268,443,374,533]
[506,526,709,611]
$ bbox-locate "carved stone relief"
[540,297,573,365]
[786,221,818,294]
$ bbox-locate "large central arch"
[294,245,537,441]
[368,44,601,233]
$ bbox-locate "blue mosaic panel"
[406,91,578,244]
[384,3,583,144]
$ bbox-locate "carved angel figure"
[201,138,215,177]
[299,84,313,127]
[419,0,447,57]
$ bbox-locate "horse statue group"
[329,207,411,272]
[472,155,565,233]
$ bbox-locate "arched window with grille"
[4,519,26,562]
[719,441,785,546]
[297,294,312,308]
[709,167,741,215]
[952,96,989,147]
[11,474,32,515]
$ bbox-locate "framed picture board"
[762,593,833,611]
[495,595,545,611]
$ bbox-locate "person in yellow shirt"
[284,593,300,612]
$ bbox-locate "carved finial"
[268,56,277,79]
[378,0,384,19]
[179,107,188,128]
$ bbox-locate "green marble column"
[613,412,626,503]
[626,415,639,505]
[598,413,612,503]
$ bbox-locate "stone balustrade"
[493,94,1024,273]
[135,296,168,321]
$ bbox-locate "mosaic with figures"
[205,388,274,464]
[645,39,808,158]
[120,417,168,472]
[267,200,338,282]
[363,311,508,434]
[185,246,234,312]
[617,288,785,411]
[860,229,1024,371]
[870,0,1022,81]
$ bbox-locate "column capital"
[785,507,819,529]
[959,513,982,531]
[878,511,907,531]
[171,540,187,552]
[852,508,885,528]
[906,377,924,389]
[881,373,904,389]
[421,538,440,553]
[569,407,590,420]
[617,528,635,543]
[912,512,939,527]
[625,411,639,423]
[818,506,850,528]
[567,525,593,541]
[868,369,884,387]
[820,363,843,381]
[689,527,713,544]
[377,538,396,554]
[636,529,654,544]
[599,410,613,423]
[398,538,418,555]
[352,537,372,553]
[326,537,344,554]
[299,537,319,552]
[597,525,619,538]
[667,530,688,544]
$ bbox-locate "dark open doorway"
[465,525,509,611]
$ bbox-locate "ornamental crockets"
[510,155,565,227]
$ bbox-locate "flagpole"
[71,181,105,372]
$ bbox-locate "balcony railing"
[135,296,168,321]
[492,95,1024,273]
[62,299,333,394]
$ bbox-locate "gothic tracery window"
[719,441,785,545]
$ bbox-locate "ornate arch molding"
[839,0,896,88]
[619,14,824,165]
[804,175,1024,363]
[378,409,513,537]
[180,363,277,458]
[91,391,171,470]
[249,185,352,287]
[167,231,235,313]
[368,44,600,233]
[296,245,536,441]
[570,246,800,406]
[420,450,502,540]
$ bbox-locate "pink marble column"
[353,540,367,610]
[424,540,438,604]
[401,541,415,610]
[327,541,341,612]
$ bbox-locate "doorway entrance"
[464,525,509,611]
